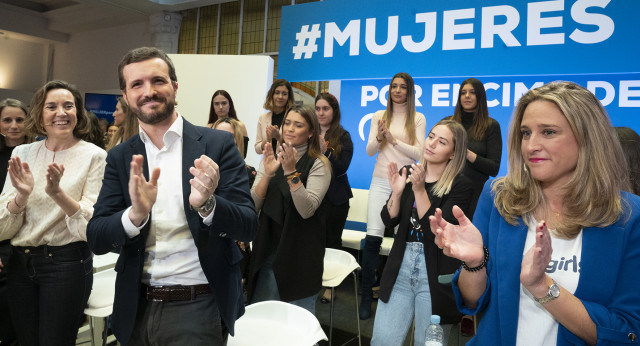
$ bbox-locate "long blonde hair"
[419,120,468,197]
[213,117,245,157]
[493,81,629,238]
[381,72,417,147]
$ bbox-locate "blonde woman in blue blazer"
[430,81,640,345]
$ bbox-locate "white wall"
[53,21,153,94]
[0,36,47,92]
[169,54,274,167]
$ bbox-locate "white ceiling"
[0,0,228,41]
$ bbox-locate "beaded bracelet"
[461,246,489,272]
[286,171,301,183]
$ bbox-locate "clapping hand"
[266,124,280,141]
[262,143,281,176]
[408,163,426,193]
[189,155,219,211]
[319,134,327,154]
[278,142,297,174]
[520,221,553,297]
[8,157,34,198]
[128,155,160,227]
[429,206,485,264]
[387,162,407,195]
[45,163,65,196]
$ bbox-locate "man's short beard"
[134,101,175,125]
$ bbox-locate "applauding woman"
[361,72,426,319]
[0,80,107,345]
[249,105,331,314]
[254,79,295,155]
[371,120,472,345]
[431,82,640,345]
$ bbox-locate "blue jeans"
[251,254,317,314]
[372,242,440,346]
[8,242,93,346]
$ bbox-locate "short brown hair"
[117,47,178,90]
[25,80,91,139]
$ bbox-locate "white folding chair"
[228,300,327,346]
[323,248,361,346]
[92,252,119,273]
[84,268,117,346]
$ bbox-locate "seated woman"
[207,90,249,158]
[431,81,640,345]
[371,119,472,346]
[248,105,331,314]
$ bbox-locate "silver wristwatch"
[534,278,560,304]
[193,195,216,214]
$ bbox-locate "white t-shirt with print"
[516,218,582,346]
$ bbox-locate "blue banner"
[279,0,639,81]
[342,73,640,189]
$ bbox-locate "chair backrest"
[85,268,117,317]
[323,248,360,287]
[228,300,327,346]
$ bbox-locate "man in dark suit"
[87,47,257,345]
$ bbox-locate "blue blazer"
[453,181,640,345]
[87,120,258,344]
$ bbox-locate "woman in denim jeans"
[0,80,106,345]
[371,120,472,346]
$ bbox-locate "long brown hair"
[280,105,330,173]
[315,92,344,156]
[208,90,238,124]
[493,81,628,238]
[451,78,490,141]
[381,72,417,147]
[107,97,139,151]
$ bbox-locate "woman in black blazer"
[315,92,354,303]
[371,119,472,346]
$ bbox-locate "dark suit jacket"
[86,119,257,344]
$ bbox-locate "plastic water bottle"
[424,315,444,346]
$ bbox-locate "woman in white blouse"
[0,80,107,346]
[360,72,426,320]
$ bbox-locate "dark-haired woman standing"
[207,90,249,158]
[315,92,353,303]
[449,78,502,219]
[248,105,330,314]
